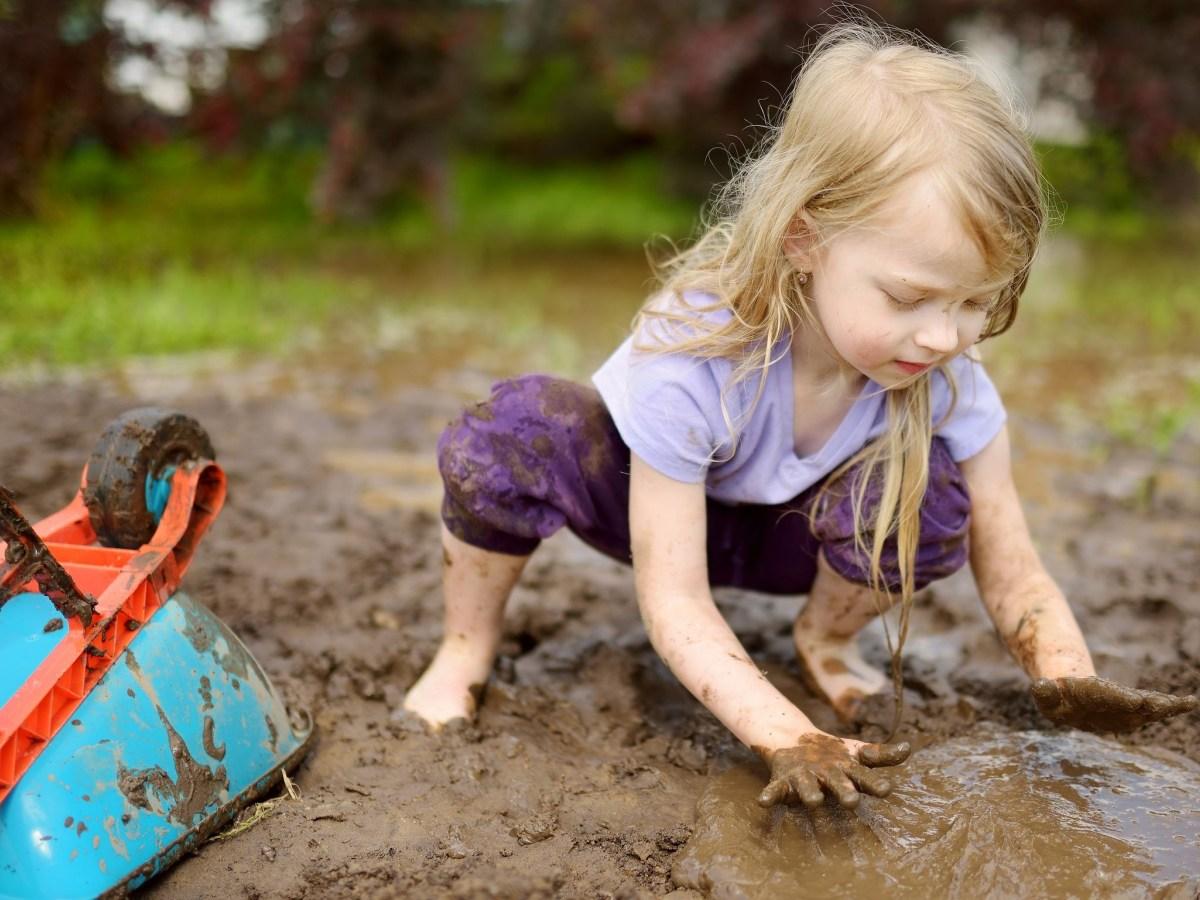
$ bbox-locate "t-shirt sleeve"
[593,340,727,483]
[932,352,1008,461]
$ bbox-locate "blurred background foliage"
[0,0,1197,450]
[5,0,1200,220]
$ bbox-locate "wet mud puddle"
[674,726,1200,899]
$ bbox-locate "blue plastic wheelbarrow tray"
[0,409,314,898]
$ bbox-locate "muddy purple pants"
[438,375,970,594]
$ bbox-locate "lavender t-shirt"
[592,293,1006,504]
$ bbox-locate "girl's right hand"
[757,733,911,810]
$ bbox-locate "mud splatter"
[180,604,216,654]
[202,716,226,761]
[1009,606,1043,672]
[117,706,228,827]
[103,815,130,860]
[264,714,278,753]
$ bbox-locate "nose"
[914,311,960,355]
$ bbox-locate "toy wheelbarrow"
[0,409,314,898]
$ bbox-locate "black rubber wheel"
[84,408,216,549]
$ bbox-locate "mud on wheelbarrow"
[0,409,314,898]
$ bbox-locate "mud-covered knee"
[436,376,541,485]
[436,410,480,494]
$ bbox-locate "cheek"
[818,295,896,365]
[843,322,896,364]
[960,317,987,348]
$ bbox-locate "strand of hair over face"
[634,17,1048,739]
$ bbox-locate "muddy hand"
[757,733,911,810]
[1031,676,1198,733]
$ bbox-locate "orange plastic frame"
[0,461,226,803]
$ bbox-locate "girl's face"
[786,173,1002,387]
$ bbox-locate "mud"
[675,726,1200,899]
[118,649,231,827]
[0,347,1197,899]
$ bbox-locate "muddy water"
[674,727,1200,899]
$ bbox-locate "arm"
[959,425,1094,679]
[961,426,1196,731]
[629,453,909,806]
[629,452,818,750]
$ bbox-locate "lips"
[895,360,932,374]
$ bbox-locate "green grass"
[0,259,372,365]
[1099,378,1200,456]
[985,228,1200,453]
[445,154,695,249]
[0,143,694,369]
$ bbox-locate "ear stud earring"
[797,271,810,285]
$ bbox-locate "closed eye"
[887,290,993,313]
[884,292,922,309]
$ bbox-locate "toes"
[439,716,476,736]
[467,682,486,712]
[389,706,433,734]
[397,689,477,732]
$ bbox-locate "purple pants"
[438,375,971,594]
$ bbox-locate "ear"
[782,211,816,273]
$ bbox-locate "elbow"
[635,585,712,656]
[636,590,673,649]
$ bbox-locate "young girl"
[404,22,1196,810]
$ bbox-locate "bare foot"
[793,629,889,723]
[402,641,492,729]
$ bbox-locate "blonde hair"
[634,20,1046,734]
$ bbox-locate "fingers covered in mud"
[845,765,893,797]
[758,772,823,809]
[755,733,911,811]
[858,740,912,767]
[1032,676,1199,733]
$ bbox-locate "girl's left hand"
[1031,676,1198,733]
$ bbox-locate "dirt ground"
[1,350,1197,899]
